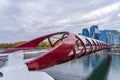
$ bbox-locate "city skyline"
[82,25,120,46]
[0,0,120,43]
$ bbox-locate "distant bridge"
[0,31,111,70]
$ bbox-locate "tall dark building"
[90,25,100,39]
[82,28,89,37]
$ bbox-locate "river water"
[0,50,120,80]
[43,52,120,80]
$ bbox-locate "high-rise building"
[81,25,120,47]
[99,30,120,46]
[99,30,111,43]
[107,30,120,46]
[90,25,100,39]
[82,28,89,37]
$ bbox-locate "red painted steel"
[26,33,76,70]
[26,32,111,70]
[1,32,69,53]
[85,38,93,55]
[0,31,111,71]
[74,36,86,58]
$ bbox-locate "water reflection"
[44,54,120,80]
[86,55,112,80]
[83,55,102,71]
[0,49,120,80]
[107,56,120,80]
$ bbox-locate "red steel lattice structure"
[1,32,111,70]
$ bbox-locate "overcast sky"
[0,0,120,43]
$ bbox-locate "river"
[0,50,120,80]
[43,52,120,80]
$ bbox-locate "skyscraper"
[99,30,120,46]
[107,30,120,46]
[90,25,100,39]
[82,28,89,37]
[99,30,111,43]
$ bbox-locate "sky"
[0,0,120,43]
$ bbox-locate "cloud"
[0,0,120,43]
[0,0,9,9]
[118,13,120,17]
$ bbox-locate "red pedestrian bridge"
[1,31,111,71]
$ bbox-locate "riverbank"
[94,50,120,56]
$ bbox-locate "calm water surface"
[44,53,120,80]
[0,50,120,80]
